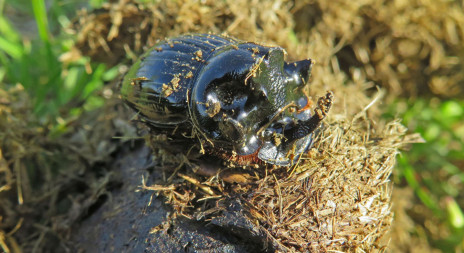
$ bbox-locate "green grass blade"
[0,15,21,42]
[31,0,49,43]
[0,35,23,59]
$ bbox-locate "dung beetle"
[121,34,333,166]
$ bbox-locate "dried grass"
[243,119,412,251]
[75,0,464,99]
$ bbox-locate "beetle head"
[190,46,331,166]
[247,48,318,165]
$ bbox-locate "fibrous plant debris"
[2,0,460,251]
[139,97,419,252]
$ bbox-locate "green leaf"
[31,0,50,43]
[0,15,21,42]
[0,35,23,59]
[446,197,464,230]
[441,101,463,119]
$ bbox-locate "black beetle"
[121,34,333,166]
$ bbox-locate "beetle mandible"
[121,34,333,166]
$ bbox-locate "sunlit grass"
[386,97,464,251]
[0,0,116,128]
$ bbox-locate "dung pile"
[4,0,462,251]
[71,0,463,251]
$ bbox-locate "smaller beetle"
[121,34,333,166]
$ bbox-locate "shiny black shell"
[121,34,331,166]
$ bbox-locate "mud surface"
[72,142,271,252]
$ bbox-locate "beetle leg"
[284,91,333,142]
[190,160,252,184]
